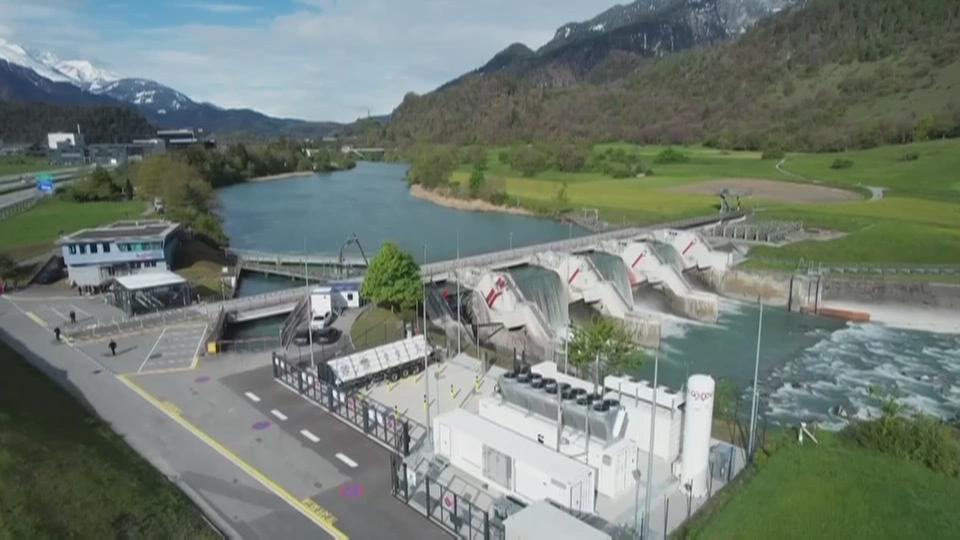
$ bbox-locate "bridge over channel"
[231,212,747,281]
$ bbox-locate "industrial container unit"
[433,409,596,514]
[318,335,432,391]
[604,373,685,462]
[479,391,638,499]
[504,500,611,540]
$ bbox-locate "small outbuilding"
[110,270,193,315]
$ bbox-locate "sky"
[0,0,616,122]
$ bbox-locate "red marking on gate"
[487,290,503,308]
[567,268,581,285]
[631,252,646,268]
[682,241,696,256]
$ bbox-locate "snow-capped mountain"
[0,37,342,137]
[0,37,72,83]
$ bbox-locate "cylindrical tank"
[681,374,715,497]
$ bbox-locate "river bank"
[247,171,316,183]
[409,184,533,216]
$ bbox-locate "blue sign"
[35,174,54,194]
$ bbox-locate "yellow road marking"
[302,498,339,525]
[116,374,348,540]
[25,311,48,329]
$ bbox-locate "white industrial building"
[310,282,361,325]
[433,408,597,514]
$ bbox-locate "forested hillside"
[0,101,154,144]
[387,0,960,150]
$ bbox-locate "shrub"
[654,147,689,164]
[761,147,786,160]
[830,158,854,169]
[899,152,920,162]
[844,405,960,478]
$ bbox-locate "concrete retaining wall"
[702,267,960,311]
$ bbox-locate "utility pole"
[423,244,431,442]
[748,299,764,459]
[642,328,661,540]
[304,238,315,370]
[456,229,461,355]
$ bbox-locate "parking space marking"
[49,307,70,321]
[335,453,358,468]
[69,304,92,317]
[245,392,261,403]
[300,429,320,443]
[138,327,167,374]
[271,409,288,421]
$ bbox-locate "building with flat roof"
[110,270,193,315]
[156,128,214,150]
[57,220,181,287]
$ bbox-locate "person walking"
[53,326,61,341]
[69,310,77,325]
[109,339,117,356]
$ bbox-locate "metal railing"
[272,353,424,455]
[390,453,505,540]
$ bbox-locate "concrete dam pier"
[436,224,735,354]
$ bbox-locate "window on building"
[68,245,77,255]
[79,244,87,254]
[102,243,110,253]
[89,243,98,254]
[347,293,355,301]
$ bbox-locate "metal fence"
[390,453,505,540]
[272,353,418,455]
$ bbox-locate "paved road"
[219,366,449,540]
[0,297,338,538]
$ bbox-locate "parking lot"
[76,323,208,375]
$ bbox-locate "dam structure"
[435,222,736,355]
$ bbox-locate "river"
[217,162,960,427]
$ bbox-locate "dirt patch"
[670,178,861,204]
[409,184,532,215]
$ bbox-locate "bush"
[830,158,854,169]
[654,147,689,164]
[844,407,960,478]
[761,147,786,160]
[899,152,920,162]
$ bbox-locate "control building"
[58,220,181,287]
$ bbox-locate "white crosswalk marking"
[271,409,288,421]
[300,429,320,443]
[244,392,261,403]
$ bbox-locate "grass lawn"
[679,433,960,539]
[452,140,960,268]
[175,238,229,300]
[0,340,217,538]
[0,156,62,177]
[350,307,407,350]
[0,198,142,260]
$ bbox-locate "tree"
[553,181,570,216]
[408,146,457,188]
[468,165,486,197]
[568,317,640,393]
[360,242,422,311]
[714,379,743,445]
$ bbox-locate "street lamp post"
[423,244,431,442]
[642,327,662,540]
[633,447,642,538]
[456,229,461,355]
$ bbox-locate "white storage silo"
[680,374,715,497]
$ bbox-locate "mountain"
[0,38,342,139]
[441,0,794,90]
[386,0,960,151]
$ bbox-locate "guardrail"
[66,287,305,340]
[0,193,39,222]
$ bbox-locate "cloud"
[180,2,256,14]
[2,0,616,122]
